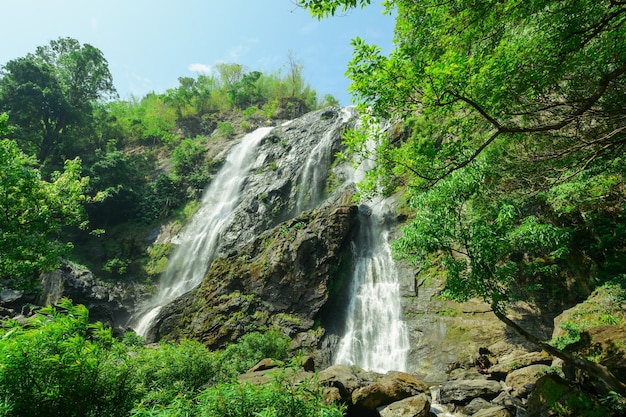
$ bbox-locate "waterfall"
[332,118,410,373]
[334,202,410,373]
[295,107,355,213]
[131,126,273,336]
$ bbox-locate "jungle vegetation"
[299,0,626,398]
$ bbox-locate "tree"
[0,37,116,164]
[0,113,88,290]
[300,0,626,396]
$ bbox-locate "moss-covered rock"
[146,205,358,350]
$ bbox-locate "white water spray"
[131,127,273,336]
[295,107,355,213]
[334,202,411,373]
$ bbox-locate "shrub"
[216,121,235,138]
[218,330,291,378]
[0,299,138,417]
[138,174,185,222]
[131,377,344,417]
[133,340,221,408]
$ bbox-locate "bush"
[133,340,222,408]
[138,174,185,222]
[0,299,138,417]
[216,121,235,138]
[218,330,291,378]
[131,378,344,417]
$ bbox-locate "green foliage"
[133,340,222,408]
[86,147,142,226]
[216,121,235,138]
[312,0,626,317]
[552,280,626,352]
[219,330,291,378]
[0,300,323,417]
[144,243,174,277]
[0,299,136,417]
[0,37,116,165]
[138,174,185,222]
[102,256,132,276]
[171,136,210,191]
[0,131,88,289]
[131,377,344,417]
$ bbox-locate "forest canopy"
[299,0,626,396]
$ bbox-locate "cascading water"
[295,107,355,213]
[333,202,411,373]
[131,126,273,336]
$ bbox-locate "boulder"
[351,372,429,410]
[237,360,314,386]
[472,406,511,417]
[147,204,358,347]
[462,397,492,415]
[378,394,431,417]
[526,374,611,417]
[504,364,551,398]
[38,261,140,331]
[491,391,525,415]
[489,351,552,380]
[438,379,502,405]
[318,365,379,400]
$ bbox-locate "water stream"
[334,202,411,373]
[295,107,355,213]
[130,126,273,336]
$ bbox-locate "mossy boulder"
[146,205,358,350]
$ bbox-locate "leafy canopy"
[0,114,88,290]
[302,0,626,309]
[0,37,116,164]
[302,0,626,396]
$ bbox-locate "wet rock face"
[212,106,358,258]
[148,205,358,348]
[37,261,140,332]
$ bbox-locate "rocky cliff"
[8,106,626,416]
[147,205,357,355]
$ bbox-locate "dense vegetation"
[0,299,340,417]
[0,37,337,289]
[300,0,626,400]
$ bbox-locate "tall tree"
[300,0,626,395]
[0,113,88,291]
[0,37,116,165]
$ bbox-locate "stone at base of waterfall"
[318,365,380,400]
[246,358,284,373]
[438,379,503,405]
[504,364,551,398]
[378,394,431,417]
[237,358,314,386]
[317,365,430,410]
[472,406,511,417]
[351,372,430,410]
[462,397,492,415]
[488,350,552,380]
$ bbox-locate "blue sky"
[1,0,395,105]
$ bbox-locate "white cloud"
[188,63,213,74]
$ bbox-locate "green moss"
[144,242,174,277]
